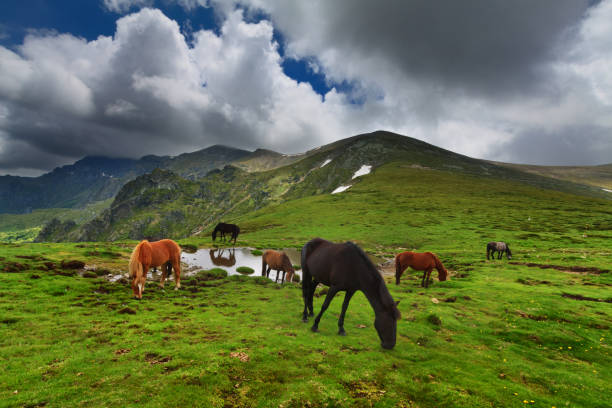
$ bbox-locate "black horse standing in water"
[487,241,512,260]
[212,223,240,244]
[301,238,401,349]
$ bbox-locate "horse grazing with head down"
[487,241,512,260]
[129,239,182,299]
[261,250,295,283]
[212,223,240,244]
[395,251,448,288]
[301,238,401,349]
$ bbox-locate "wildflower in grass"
[568,346,572,349]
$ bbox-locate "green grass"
[1,162,611,407]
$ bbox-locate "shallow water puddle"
[182,247,303,281]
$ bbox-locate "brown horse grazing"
[262,250,295,283]
[395,251,448,288]
[302,238,400,349]
[129,239,182,299]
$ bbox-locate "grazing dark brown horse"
[209,248,236,267]
[261,250,295,283]
[301,238,400,349]
[129,239,182,299]
[212,223,240,244]
[487,241,512,260]
[395,251,448,288]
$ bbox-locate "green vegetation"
[0,133,611,406]
[236,266,255,275]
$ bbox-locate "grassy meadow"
[1,162,611,407]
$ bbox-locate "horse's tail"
[261,252,267,277]
[394,253,403,284]
[300,242,312,294]
[129,240,152,297]
[431,253,448,281]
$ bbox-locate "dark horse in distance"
[487,241,512,260]
[212,223,240,244]
[301,238,401,349]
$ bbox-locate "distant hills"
[0,145,250,214]
[22,131,610,243]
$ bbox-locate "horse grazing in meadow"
[395,251,448,288]
[301,238,401,349]
[261,250,295,283]
[209,248,236,267]
[486,241,512,260]
[212,223,240,244]
[129,239,182,299]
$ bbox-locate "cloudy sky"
[1,0,611,176]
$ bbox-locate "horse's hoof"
[338,330,346,336]
[311,326,319,333]
[302,317,308,323]
[309,312,314,317]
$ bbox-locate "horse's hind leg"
[311,286,339,333]
[172,258,181,290]
[308,280,318,316]
[337,290,356,336]
[159,263,168,288]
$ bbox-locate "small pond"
[181,247,303,281]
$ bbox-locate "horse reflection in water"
[209,248,236,267]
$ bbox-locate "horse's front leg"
[311,286,339,332]
[337,290,356,336]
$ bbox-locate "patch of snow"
[603,188,612,193]
[331,185,351,194]
[320,158,332,168]
[352,164,372,179]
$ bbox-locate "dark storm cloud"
[1,1,611,176]
[254,0,591,97]
[494,125,612,166]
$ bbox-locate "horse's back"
[304,239,373,288]
[148,239,181,265]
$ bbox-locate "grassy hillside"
[44,131,610,243]
[493,162,612,191]
[0,160,610,407]
[0,200,111,243]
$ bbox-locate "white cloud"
[2,1,612,176]
[103,0,153,13]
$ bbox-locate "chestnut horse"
[261,250,295,283]
[302,238,400,349]
[395,251,448,288]
[129,239,182,299]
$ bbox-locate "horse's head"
[507,246,512,259]
[374,300,400,349]
[439,267,448,281]
[211,229,217,241]
[131,275,145,299]
[283,255,296,282]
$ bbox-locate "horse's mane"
[129,240,151,280]
[345,241,396,309]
